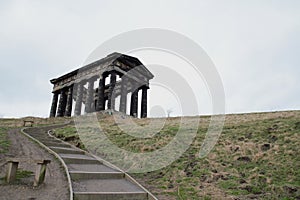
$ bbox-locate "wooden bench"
[6,159,51,186]
[34,160,51,186]
[6,160,19,183]
[23,120,34,127]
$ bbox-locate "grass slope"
[47,111,300,199]
[0,127,10,154]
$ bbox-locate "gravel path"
[0,128,69,200]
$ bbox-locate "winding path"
[22,123,157,200]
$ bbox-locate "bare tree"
[166,108,173,118]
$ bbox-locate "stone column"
[85,78,95,113]
[107,71,117,110]
[64,86,73,117]
[56,89,67,117]
[141,86,148,118]
[130,89,138,117]
[49,92,59,117]
[96,75,105,111]
[119,76,128,113]
[74,82,84,116]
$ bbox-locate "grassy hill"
[52,110,300,200]
[0,111,299,199]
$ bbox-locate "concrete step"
[68,164,118,172]
[34,138,50,142]
[36,137,59,141]
[42,141,71,148]
[72,179,146,193]
[29,135,47,139]
[29,134,49,139]
[31,136,67,146]
[27,133,46,137]
[23,126,156,200]
[50,146,85,155]
[60,154,101,164]
[70,171,125,180]
[73,191,148,200]
[28,135,52,140]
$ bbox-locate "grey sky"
[0,0,299,118]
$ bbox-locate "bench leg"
[6,161,19,183]
[34,163,48,187]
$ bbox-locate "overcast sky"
[0,0,299,118]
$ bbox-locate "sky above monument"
[0,0,299,118]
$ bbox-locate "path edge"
[20,127,73,200]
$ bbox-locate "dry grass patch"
[53,110,300,199]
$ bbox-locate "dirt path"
[0,128,69,200]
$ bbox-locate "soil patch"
[0,128,69,200]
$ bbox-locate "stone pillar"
[74,82,84,116]
[85,78,95,113]
[130,89,138,117]
[64,86,73,117]
[49,92,59,117]
[96,75,105,111]
[56,89,67,117]
[119,76,128,113]
[107,71,117,110]
[141,86,148,118]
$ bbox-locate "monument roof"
[50,52,154,84]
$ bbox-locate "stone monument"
[49,52,154,118]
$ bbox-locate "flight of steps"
[23,126,156,200]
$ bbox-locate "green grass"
[0,169,34,184]
[0,127,10,153]
[53,111,300,199]
[53,125,86,149]
[16,169,33,180]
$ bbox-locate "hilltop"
[0,110,299,199]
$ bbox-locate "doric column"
[49,92,59,117]
[74,82,84,116]
[56,89,67,117]
[141,86,148,118]
[96,74,105,111]
[130,89,138,117]
[64,86,73,117]
[107,71,117,110]
[85,78,95,113]
[119,76,128,113]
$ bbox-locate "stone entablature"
[49,53,154,118]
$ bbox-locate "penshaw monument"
[49,53,154,118]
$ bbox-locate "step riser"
[63,158,100,165]
[50,148,85,155]
[30,136,47,140]
[39,139,59,142]
[74,193,148,200]
[70,172,124,180]
[36,137,57,140]
[33,138,58,142]
[28,134,43,137]
[42,142,71,148]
